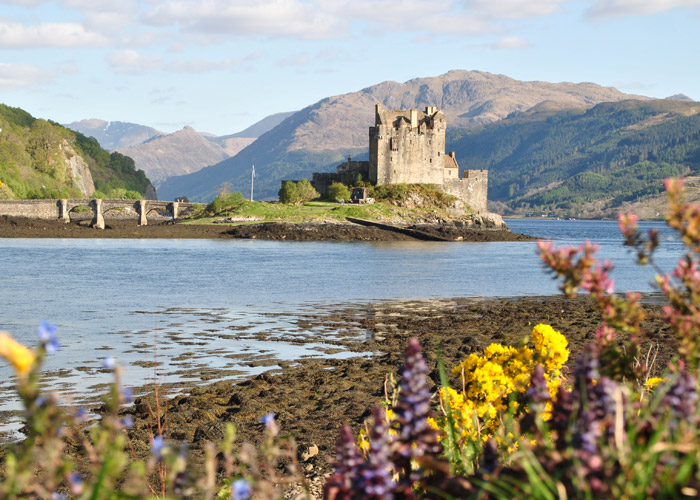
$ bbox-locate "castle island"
[310,104,488,212]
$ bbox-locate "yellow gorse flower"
[644,377,663,390]
[438,324,570,448]
[0,332,35,376]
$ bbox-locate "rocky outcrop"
[61,140,95,197]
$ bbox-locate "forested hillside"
[0,104,153,200]
[447,99,700,216]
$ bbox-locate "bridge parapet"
[0,199,199,228]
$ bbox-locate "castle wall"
[443,170,489,213]
[311,160,370,198]
[311,173,341,198]
[370,105,445,186]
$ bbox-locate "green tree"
[278,179,319,205]
[327,182,351,201]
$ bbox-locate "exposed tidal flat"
[0,218,684,475]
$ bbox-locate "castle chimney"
[410,109,418,128]
[449,151,456,159]
[375,104,382,125]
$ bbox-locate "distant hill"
[117,126,242,185]
[446,99,700,217]
[65,119,163,150]
[157,70,647,202]
[223,111,296,138]
[68,113,294,187]
[666,94,695,102]
[0,104,154,200]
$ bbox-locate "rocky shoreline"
[0,215,535,242]
[70,295,675,485]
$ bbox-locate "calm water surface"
[0,219,685,425]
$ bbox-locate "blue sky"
[0,0,698,136]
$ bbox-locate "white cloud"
[0,22,110,48]
[143,0,342,40]
[587,0,700,19]
[107,49,162,74]
[0,62,53,89]
[465,0,566,19]
[330,0,497,35]
[488,35,532,48]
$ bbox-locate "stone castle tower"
[369,104,448,185]
[310,104,488,212]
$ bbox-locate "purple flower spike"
[353,406,395,498]
[527,364,551,410]
[393,338,441,482]
[38,321,60,354]
[231,479,252,500]
[657,369,699,429]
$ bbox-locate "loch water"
[0,219,686,425]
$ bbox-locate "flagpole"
[250,164,255,201]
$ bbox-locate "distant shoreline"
[0,216,536,242]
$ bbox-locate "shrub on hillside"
[278,179,319,205]
[327,182,351,202]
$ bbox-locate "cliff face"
[62,140,95,197]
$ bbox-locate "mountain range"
[155,70,649,202]
[66,111,295,186]
[448,98,700,217]
[63,70,700,216]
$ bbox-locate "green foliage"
[370,183,460,209]
[278,179,319,205]
[0,103,154,199]
[447,100,700,212]
[326,182,351,201]
[205,191,245,215]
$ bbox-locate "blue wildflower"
[122,415,134,428]
[103,356,115,369]
[51,493,67,500]
[74,407,88,423]
[260,412,275,426]
[231,479,252,500]
[151,435,165,461]
[120,386,133,404]
[38,321,60,354]
[69,473,83,495]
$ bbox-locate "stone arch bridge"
[0,199,198,229]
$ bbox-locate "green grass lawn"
[180,199,448,226]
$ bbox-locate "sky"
[0,0,699,137]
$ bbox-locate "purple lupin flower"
[527,364,551,411]
[392,338,441,483]
[335,425,363,482]
[353,406,395,499]
[323,425,363,500]
[657,369,699,430]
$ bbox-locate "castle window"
[390,137,398,151]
